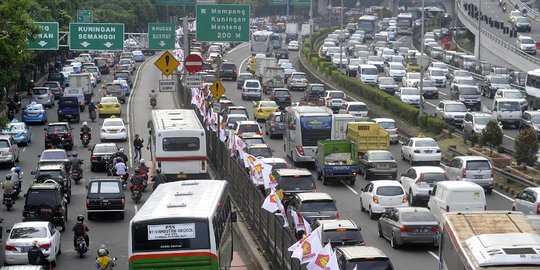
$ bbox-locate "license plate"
[110,130,117,134]
[425,150,432,153]
[415,228,430,233]
[177,174,187,179]
[474,175,483,179]
[379,164,389,168]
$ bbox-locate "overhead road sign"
[156,0,196,5]
[155,51,180,76]
[269,0,285,5]
[77,10,93,23]
[69,23,124,51]
[159,80,177,92]
[28,22,59,50]
[290,0,310,5]
[196,4,250,42]
[209,80,225,100]
[148,23,175,50]
[185,54,204,73]
[185,75,202,88]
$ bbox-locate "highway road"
[215,42,517,269]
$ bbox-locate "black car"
[44,122,74,150]
[219,62,238,81]
[47,72,66,87]
[94,57,110,74]
[287,192,338,228]
[519,111,540,136]
[31,163,71,203]
[90,143,119,171]
[275,49,289,60]
[23,182,68,231]
[270,88,292,109]
[86,178,125,220]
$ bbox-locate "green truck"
[315,140,359,186]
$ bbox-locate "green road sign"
[196,4,250,42]
[291,0,310,6]
[156,0,196,5]
[269,0,285,5]
[148,23,175,50]
[77,10,93,23]
[28,22,59,50]
[69,23,124,51]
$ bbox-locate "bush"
[514,128,539,166]
[479,120,503,156]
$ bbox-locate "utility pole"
[339,0,344,73]
[477,0,482,69]
[419,0,425,115]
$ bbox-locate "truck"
[346,122,389,153]
[331,114,356,140]
[439,211,540,270]
[285,23,298,43]
[315,140,359,186]
[301,24,312,39]
[68,73,93,103]
[261,66,285,95]
[255,56,276,79]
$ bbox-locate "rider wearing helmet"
[130,168,144,193]
[72,215,90,248]
[149,89,158,99]
[2,175,14,203]
[70,151,84,177]
[50,130,63,149]
[80,121,92,141]
[113,147,128,164]
[8,167,20,188]
[138,159,149,176]
[27,240,49,267]
[96,244,115,270]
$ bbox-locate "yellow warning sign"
[154,51,180,76]
[209,80,225,101]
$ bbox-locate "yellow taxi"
[254,100,279,121]
[98,96,121,118]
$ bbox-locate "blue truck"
[315,140,359,186]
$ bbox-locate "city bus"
[150,109,207,181]
[357,15,377,39]
[128,180,234,270]
[250,30,274,56]
[283,106,333,163]
[396,13,414,35]
[526,69,540,110]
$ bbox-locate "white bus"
[357,15,377,39]
[150,109,207,181]
[396,13,414,35]
[525,69,540,110]
[283,106,333,163]
[250,30,274,56]
[128,180,234,270]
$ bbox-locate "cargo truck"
[439,211,540,270]
[346,122,389,152]
[315,140,359,186]
[68,73,93,103]
[285,23,298,43]
[261,66,285,95]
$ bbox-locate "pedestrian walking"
[133,134,144,162]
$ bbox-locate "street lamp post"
[328,3,332,26]
[339,0,344,73]
[419,0,425,115]
[477,0,482,69]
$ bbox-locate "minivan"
[427,181,486,223]
[489,98,522,128]
[450,84,481,111]
[358,64,379,85]
[445,156,494,193]
[32,87,55,108]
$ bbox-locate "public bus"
[250,30,274,56]
[526,69,540,110]
[150,109,207,181]
[396,13,414,35]
[128,180,234,270]
[283,106,333,163]
[357,15,377,40]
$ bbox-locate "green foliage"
[514,128,540,166]
[479,120,503,156]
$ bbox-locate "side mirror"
[37,154,41,158]
[43,128,47,131]
[24,193,27,198]
[85,185,89,190]
[360,188,364,191]
[428,190,432,195]
[515,194,520,199]
[6,229,11,233]
[30,171,36,175]
[230,211,237,223]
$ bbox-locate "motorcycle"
[2,193,14,211]
[502,4,507,12]
[76,236,88,257]
[7,110,14,121]
[13,180,22,199]
[71,169,82,184]
[89,110,97,122]
[81,132,90,147]
[131,185,143,203]
[120,174,127,190]
[150,97,157,108]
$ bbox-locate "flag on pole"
[291,209,306,232]
[306,242,333,270]
[261,188,282,213]
[292,227,323,264]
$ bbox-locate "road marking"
[341,181,359,194]
[134,205,138,213]
[22,147,26,152]
[426,101,437,107]
[439,92,447,96]
[428,251,439,261]
[239,55,251,74]
[504,135,515,141]
[494,189,515,202]
[252,100,257,106]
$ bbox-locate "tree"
[514,128,539,167]
[479,120,503,156]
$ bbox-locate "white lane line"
[22,147,26,152]
[439,92,447,96]
[504,135,515,141]
[228,42,250,55]
[426,101,437,108]
[494,189,515,202]
[134,205,138,213]
[341,181,359,194]
[239,56,251,74]
[428,251,439,261]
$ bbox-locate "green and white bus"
[128,180,235,270]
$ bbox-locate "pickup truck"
[57,97,81,123]
[346,122,389,153]
[315,140,359,186]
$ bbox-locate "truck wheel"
[348,178,355,185]
[322,175,328,185]
[316,171,321,180]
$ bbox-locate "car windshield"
[369,152,394,160]
[414,139,438,147]
[504,91,524,99]
[498,101,521,111]
[362,68,378,75]
[460,87,480,95]
[238,124,260,133]
[41,151,66,160]
[377,121,396,129]
[431,70,444,76]
[279,176,314,191]
[299,200,337,212]
[10,227,48,239]
[402,88,419,95]
[379,78,396,85]
[104,120,123,127]
[466,160,491,170]
[94,145,118,154]
[491,77,508,84]
[446,104,467,112]
[420,172,448,183]
[248,147,272,158]
[376,186,404,196]
[475,116,495,125]
[33,88,48,95]
[26,189,57,206]
[521,38,535,44]
[245,82,260,88]
[400,211,437,222]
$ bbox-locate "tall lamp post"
[328,3,332,26]
[419,0,425,115]
[339,0,344,73]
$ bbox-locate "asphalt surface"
[219,42,516,269]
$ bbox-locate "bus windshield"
[300,116,332,146]
[132,220,210,252]
[252,34,268,42]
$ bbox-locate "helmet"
[77,215,84,223]
[53,131,59,136]
[134,168,140,174]
[15,167,20,174]
[72,151,78,157]
[10,167,15,173]
[5,175,11,180]
[139,159,145,164]
[119,148,124,153]
[156,168,161,174]
[116,157,123,163]
[30,80,34,83]
[82,122,88,126]
[98,249,107,256]
[32,240,38,247]
[151,89,155,93]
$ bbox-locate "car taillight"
[325,97,332,100]
[432,226,440,232]
[367,111,371,117]
[462,168,466,178]
[91,156,98,160]
[40,242,51,249]
[436,149,441,153]
[400,226,413,232]
[235,132,239,135]
[101,129,106,133]
[446,205,450,212]
[295,146,305,156]
[121,199,125,206]
[202,160,206,170]
[336,211,340,219]
[121,129,126,132]
[275,108,280,112]
[257,109,263,112]
[402,196,408,203]
[158,161,161,168]
[536,203,540,214]
[491,169,494,178]
[373,195,379,204]
[115,104,120,108]
[67,131,71,139]
[99,104,103,108]
[5,245,16,251]
[256,131,262,135]
[45,133,48,139]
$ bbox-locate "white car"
[403,72,421,87]
[426,67,447,87]
[395,87,422,107]
[494,88,527,110]
[321,42,336,55]
[385,62,406,81]
[287,40,300,51]
[360,180,408,219]
[332,52,348,66]
[513,187,540,215]
[225,114,249,129]
[4,221,61,265]
[431,62,450,78]
[452,69,474,81]
[100,117,128,142]
[399,166,448,206]
[401,137,441,165]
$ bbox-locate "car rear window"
[322,229,363,246]
[47,125,68,133]
[377,121,396,129]
[44,83,58,89]
[0,140,9,148]
[299,200,337,212]
[419,172,448,183]
[466,160,491,170]
[229,109,247,115]
[279,176,314,191]
[33,88,48,95]
[248,147,272,158]
[376,186,404,196]
[348,104,368,111]
[400,211,437,222]
[274,90,290,96]
[414,140,438,147]
[243,138,265,145]
[41,151,67,160]
[26,189,57,205]
[245,81,260,88]
[106,85,123,92]
[329,92,345,99]
[348,259,393,270]
[59,98,78,106]
[10,227,48,239]
[94,145,118,154]
[459,87,480,95]
[91,181,120,194]
[162,137,200,151]
[239,124,260,133]
[221,63,236,70]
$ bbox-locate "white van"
[488,98,522,128]
[358,64,379,85]
[427,181,486,223]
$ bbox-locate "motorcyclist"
[138,159,149,176]
[80,122,92,141]
[70,151,84,178]
[113,148,128,164]
[149,89,158,99]
[13,92,21,112]
[72,215,90,248]
[8,167,20,190]
[153,168,167,191]
[96,247,115,270]
[27,80,35,96]
[2,175,14,204]
[7,98,17,115]
[114,157,127,180]
[130,168,144,193]
[88,100,97,119]
[27,240,49,267]
[50,131,63,149]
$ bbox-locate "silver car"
[513,187,540,215]
[0,135,19,167]
[241,79,262,101]
[377,207,439,248]
[32,87,55,108]
[265,112,284,138]
[445,156,494,193]
[434,100,467,127]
